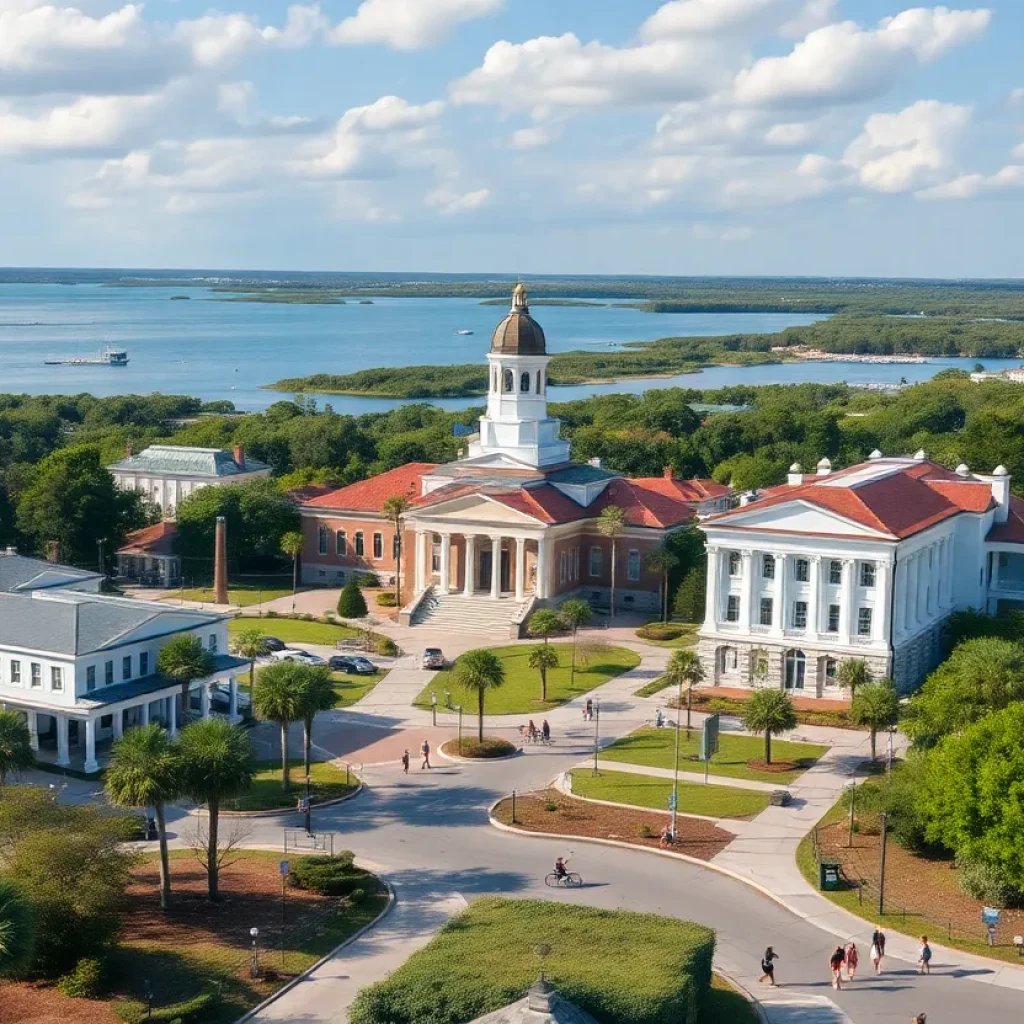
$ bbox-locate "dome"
[491,284,547,356]
[956,463,971,477]
[994,464,1009,476]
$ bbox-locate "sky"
[1,0,1024,277]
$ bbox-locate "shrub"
[447,737,517,759]
[956,856,1024,907]
[115,992,216,1024]
[376,592,398,608]
[637,624,687,642]
[57,957,104,999]
[356,572,380,588]
[288,853,362,896]
[707,698,737,715]
[349,887,366,905]
[374,636,399,656]
[300,612,315,622]
[337,580,368,618]
[265,609,280,619]
[638,823,655,839]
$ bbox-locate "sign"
[667,792,677,811]
[700,714,721,762]
[982,907,1001,926]
[819,862,842,891]
[279,860,290,878]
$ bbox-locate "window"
[860,561,876,587]
[393,534,401,559]
[726,595,740,622]
[355,531,365,557]
[627,549,641,582]
[431,539,440,572]
[336,529,347,556]
[503,369,514,392]
[829,560,842,585]
[589,546,603,577]
[318,525,328,556]
[50,667,63,692]
[140,652,149,676]
[793,601,808,629]
[718,646,738,672]
[86,665,96,691]
[520,372,530,392]
[857,607,873,636]
[574,546,580,581]
[825,658,838,681]
[105,660,114,685]
[795,558,810,582]
[537,370,543,393]
[373,532,383,559]
[208,633,218,653]
[559,551,568,584]
[762,554,775,579]
[10,660,20,685]
[728,551,741,576]
[30,663,41,688]
[827,604,840,633]
[123,656,132,680]
[759,597,773,626]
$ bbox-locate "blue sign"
[279,860,290,878]
[667,793,677,811]
[982,907,1001,926]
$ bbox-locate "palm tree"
[297,665,337,776]
[597,505,627,619]
[252,662,306,792]
[157,634,214,728]
[0,877,35,978]
[0,710,34,784]
[280,530,303,613]
[528,608,562,646]
[663,649,705,736]
[742,689,797,765]
[559,598,592,689]
[645,545,679,623]
[175,719,254,900]
[455,649,506,742]
[837,658,872,698]
[381,495,410,605]
[850,681,900,761]
[233,628,268,699]
[528,645,560,702]
[104,724,180,911]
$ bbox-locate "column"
[905,552,918,631]
[464,535,476,596]
[414,531,427,593]
[916,549,928,624]
[839,559,854,644]
[515,537,526,602]
[490,536,502,599]
[944,537,955,606]
[738,550,753,629]
[112,708,124,740]
[83,718,99,774]
[923,545,935,617]
[167,694,178,736]
[875,560,891,643]
[56,714,70,767]
[228,678,239,720]
[807,555,821,636]
[704,546,720,627]
[439,534,451,594]
[27,711,39,752]
[200,684,211,720]
[772,553,787,635]
[139,701,150,726]
[893,558,907,638]
[536,537,550,600]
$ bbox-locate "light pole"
[304,772,312,835]
[878,811,888,916]
[431,691,437,726]
[887,727,895,775]
[249,926,260,977]
[591,698,601,776]
[457,705,464,754]
[671,676,684,838]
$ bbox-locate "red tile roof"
[304,463,438,513]
[988,496,1024,544]
[117,521,178,556]
[628,476,731,503]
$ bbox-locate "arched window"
[520,372,530,392]
[762,554,775,579]
[717,646,738,674]
[750,648,769,684]
[784,649,806,690]
[503,369,514,393]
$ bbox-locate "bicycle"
[545,871,583,888]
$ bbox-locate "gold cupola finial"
[512,281,528,310]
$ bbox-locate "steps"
[411,588,531,635]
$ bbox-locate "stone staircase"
[411,588,532,635]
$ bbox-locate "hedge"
[636,624,689,642]
[348,898,714,1024]
[443,737,517,759]
[114,992,216,1024]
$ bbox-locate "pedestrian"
[528,719,538,743]
[420,738,431,770]
[401,749,410,774]
[585,698,593,721]
[655,708,665,728]
[829,946,845,989]
[759,946,779,987]
[870,926,886,974]
[917,936,931,975]
[845,941,859,981]
[911,1015,927,1024]
[542,719,551,744]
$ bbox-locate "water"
[0,284,1017,413]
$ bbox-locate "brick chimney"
[991,465,1011,524]
[233,444,245,470]
[214,516,228,604]
[787,463,804,486]
[663,466,674,480]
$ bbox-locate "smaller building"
[116,522,181,587]
[0,547,102,594]
[108,444,271,517]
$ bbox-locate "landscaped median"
[440,736,518,760]
[224,759,359,813]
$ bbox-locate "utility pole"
[848,780,856,848]
[671,676,683,837]
[878,811,888,916]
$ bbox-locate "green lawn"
[635,623,701,649]
[413,643,641,714]
[570,769,771,820]
[601,725,828,785]
[226,758,358,811]
[229,617,361,645]
[331,670,387,706]
[164,578,298,607]
[704,975,758,1024]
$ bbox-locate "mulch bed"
[746,759,798,773]
[494,789,733,861]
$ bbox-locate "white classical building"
[0,548,103,594]
[0,589,245,773]
[108,444,271,517]
[698,452,1024,698]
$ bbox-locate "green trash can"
[819,862,842,891]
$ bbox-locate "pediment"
[711,499,891,539]
[409,493,543,527]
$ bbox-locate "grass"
[229,617,360,646]
[703,975,758,1024]
[634,623,700,649]
[225,759,358,811]
[601,726,828,785]
[413,643,640,714]
[570,769,771,820]
[330,670,386,706]
[164,578,298,607]
[348,897,715,1024]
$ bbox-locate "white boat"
[43,346,129,367]
[454,329,474,336]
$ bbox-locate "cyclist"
[553,856,568,880]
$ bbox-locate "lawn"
[600,726,828,785]
[331,670,387,706]
[570,769,770,820]
[634,623,700,649]
[348,897,715,1024]
[225,759,358,811]
[413,643,641,714]
[704,975,757,1024]
[229,617,361,646]
[165,577,298,607]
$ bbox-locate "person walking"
[584,698,593,721]
[845,941,859,981]
[527,720,538,744]
[542,719,551,744]
[870,926,886,974]
[401,749,410,774]
[420,739,431,770]
[829,946,846,989]
[918,936,932,974]
[759,946,779,987]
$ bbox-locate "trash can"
[819,861,842,891]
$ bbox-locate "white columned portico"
[839,558,854,644]
[83,718,99,774]
[139,701,150,726]
[200,684,211,720]
[515,537,526,601]
[536,537,551,600]
[894,558,907,638]
[772,552,787,635]
[875,560,892,642]
[807,555,821,636]
[27,711,39,751]
[167,694,178,736]
[704,546,720,627]
[924,545,935,616]
[944,538,955,606]
[906,552,919,630]
[464,535,477,595]
[113,709,124,740]
[229,678,239,720]
[414,531,427,593]
[439,534,451,594]
[916,548,928,624]
[56,714,70,767]
[739,550,753,629]
[490,536,502,599]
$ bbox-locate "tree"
[296,665,337,776]
[104,724,180,911]
[233,628,268,697]
[645,545,679,623]
[0,877,35,978]
[454,649,505,742]
[252,662,306,792]
[337,578,368,618]
[836,658,872,697]
[672,565,706,624]
[528,645,560,702]
[157,633,214,728]
[559,598,592,689]
[850,682,900,761]
[527,608,562,646]
[174,719,254,900]
[0,710,33,784]
[742,689,797,765]
[280,530,303,613]
[663,649,705,735]
[381,495,410,605]
[597,506,627,619]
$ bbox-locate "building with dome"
[298,284,731,632]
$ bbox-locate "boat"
[454,329,474,336]
[44,346,129,367]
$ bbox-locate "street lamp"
[591,698,601,776]
[304,772,312,835]
[457,705,464,754]
[249,926,260,978]
[431,691,437,726]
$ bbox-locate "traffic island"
[440,737,519,760]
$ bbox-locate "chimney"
[816,457,832,477]
[45,541,59,563]
[233,444,245,470]
[739,491,755,507]
[868,449,883,460]
[588,457,602,468]
[663,465,674,480]
[991,465,1011,523]
[125,442,134,458]
[787,463,803,486]
[214,516,229,604]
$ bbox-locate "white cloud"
[641,0,833,41]
[508,125,558,149]
[917,164,1024,199]
[733,7,991,107]
[330,0,503,51]
[425,186,490,214]
[336,95,445,134]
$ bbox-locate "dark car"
[262,636,286,652]
[330,655,377,675]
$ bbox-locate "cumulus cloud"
[641,0,833,41]
[917,165,1024,199]
[330,0,503,50]
[425,186,490,214]
[508,125,559,149]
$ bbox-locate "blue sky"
[2,1,1023,277]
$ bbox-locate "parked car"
[329,655,377,675]
[422,648,446,670]
[211,683,251,711]
[270,648,326,666]
[261,636,286,652]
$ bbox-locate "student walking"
[420,739,431,769]
[542,719,551,744]
[870,926,886,974]
[401,749,410,774]
[918,936,932,974]
[527,720,538,743]
[845,942,859,981]
[584,698,593,721]
[759,947,779,987]
[829,946,846,989]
